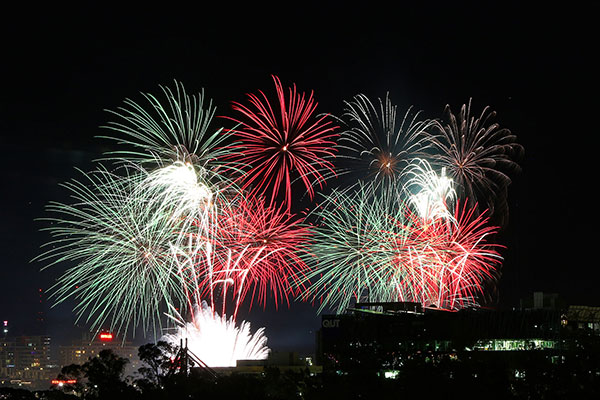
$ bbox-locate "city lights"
[99,333,113,341]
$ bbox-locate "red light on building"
[51,379,77,385]
[99,333,113,341]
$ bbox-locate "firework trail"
[429,98,523,225]
[336,93,436,190]
[167,240,274,368]
[223,75,339,211]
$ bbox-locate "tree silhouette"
[52,349,134,400]
[135,341,175,391]
[82,349,132,398]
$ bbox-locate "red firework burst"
[223,75,339,211]
[391,201,503,310]
[191,193,312,318]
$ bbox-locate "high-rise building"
[0,335,56,390]
[0,335,52,370]
[58,332,140,376]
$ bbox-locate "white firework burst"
[162,301,270,368]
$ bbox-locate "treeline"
[1,341,599,399]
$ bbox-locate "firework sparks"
[403,159,456,225]
[223,75,339,210]
[336,93,436,189]
[176,192,312,320]
[215,194,311,311]
[138,161,213,220]
[389,201,503,310]
[162,301,269,368]
[99,81,238,184]
[299,183,409,313]
[34,166,190,337]
[300,182,502,312]
[429,98,523,224]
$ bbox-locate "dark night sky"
[0,2,596,354]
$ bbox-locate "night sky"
[0,3,595,355]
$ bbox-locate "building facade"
[316,301,572,373]
[0,335,56,390]
[58,332,140,376]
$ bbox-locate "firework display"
[99,81,239,185]
[301,180,502,313]
[404,159,456,225]
[196,193,312,314]
[429,98,524,224]
[37,77,522,367]
[223,75,339,211]
[336,93,436,189]
[34,166,190,338]
[163,301,269,368]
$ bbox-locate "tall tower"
[35,287,46,334]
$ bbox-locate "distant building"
[315,300,577,374]
[519,291,565,310]
[564,305,600,333]
[0,331,142,390]
[58,332,140,375]
[519,292,600,340]
[0,335,52,370]
[204,351,321,376]
[0,335,57,390]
